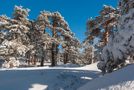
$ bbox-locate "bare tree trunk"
[102,26,110,46]
[51,43,56,66]
[40,48,45,66]
[40,56,44,66]
[33,54,36,65]
[51,23,57,66]
[40,28,46,66]
[64,52,68,64]
[63,37,69,64]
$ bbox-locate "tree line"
[0,0,133,74]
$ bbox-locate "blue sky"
[0,0,117,42]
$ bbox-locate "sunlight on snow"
[29,84,48,90]
[80,76,92,80]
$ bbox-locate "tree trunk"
[64,52,68,64]
[51,23,58,66]
[40,56,44,66]
[51,43,56,66]
[40,28,46,66]
[33,55,36,65]
[40,49,45,66]
[103,27,110,45]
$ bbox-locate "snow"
[0,62,134,90]
[29,84,48,90]
[0,21,9,25]
[78,64,134,90]
[101,81,134,90]
[0,62,100,90]
[57,63,80,68]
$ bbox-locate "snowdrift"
[78,64,134,90]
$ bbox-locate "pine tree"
[85,5,119,47]
[0,6,31,67]
[0,6,78,68]
[98,0,134,73]
[82,42,94,64]
[84,5,119,66]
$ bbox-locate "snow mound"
[78,64,134,90]
[101,81,134,90]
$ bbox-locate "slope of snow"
[78,64,134,90]
[0,63,100,90]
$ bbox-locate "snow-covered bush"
[2,57,20,68]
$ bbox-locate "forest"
[0,0,133,73]
[0,0,134,89]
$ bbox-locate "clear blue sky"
[0,0,117,42]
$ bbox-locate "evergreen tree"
[98,0,134,73]
[0,6,78,67]
[85,5,119,47]
[84,5,119,66]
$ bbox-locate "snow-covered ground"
[1,63,134,90]
[78,64,134,90]
[0,63,100,90]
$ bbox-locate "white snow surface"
[78,64,134,90]
[0,63,100,90]
[0,62,134,90]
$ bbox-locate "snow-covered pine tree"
[81,41,95,65]
[36,11,78,66]
[64,38,81,64]
[85,5,119,47]
[0,6,31,68]
[0,6,78,68]
[98,0,134,73]
[84,5,119,65]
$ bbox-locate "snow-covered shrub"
[2,57,20,68]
